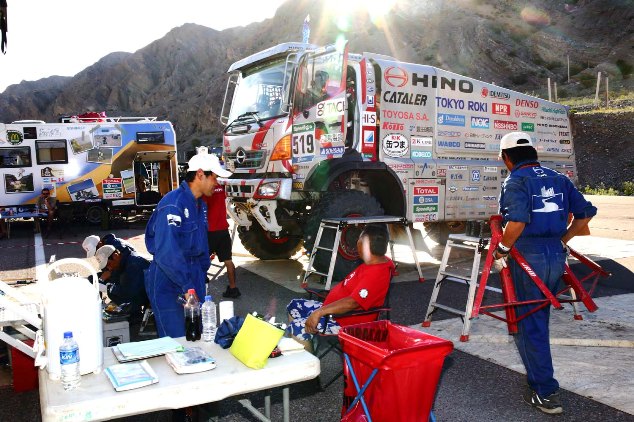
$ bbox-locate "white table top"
[39,337,320,422]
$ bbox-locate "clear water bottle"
[59,331,80,390]
[184,289,201,341]
[202,295,217,342]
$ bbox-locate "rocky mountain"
[0,0,632,186]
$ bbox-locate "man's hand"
[493,255,508,272]
[305,311,321,334]
[561,240,571,256]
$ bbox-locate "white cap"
[82,235,100,258]
[187,148,232,178]
[95,245,116,270]
[499,132,534,155]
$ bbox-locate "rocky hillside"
[0,0,632,187]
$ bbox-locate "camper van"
[0,116,179,224]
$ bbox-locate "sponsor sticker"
[492,103,511,115]
[470,116,490,129]
[316,98,346,117]
[437,113,466,127]
[410,136,433,147]
[362,112,377,125]
[382,133,409,158]
[320,146,345,156]
[414,195,439,204]
[413,205,438,213]
[484,166,498,173]
[521,122,535,132]
[412,150,432,158]
[363,130,375,144]
[414,186,439,195]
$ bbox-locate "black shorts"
[207,230,232,262]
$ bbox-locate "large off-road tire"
[304,191,384,282]
[238,223,303,260]
[85,205,107,225]
[423,221,466,245]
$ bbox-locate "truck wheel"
[304,191,384,282]
[423,221,466,244]
[238,223,303,260]
[85,205,107,225]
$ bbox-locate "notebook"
[165,347,216,374]
[104,360,159,392]
[112,337,183,362]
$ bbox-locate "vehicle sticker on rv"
[70,133,94,154]
[6,130,23,145]
[87,148,113,164]
[102,178,123,199]
[67,179,99,201]
[93,127,122,147]
[382,134,409,158]
[4,169,34,193]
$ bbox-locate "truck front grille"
[224,150,266,169]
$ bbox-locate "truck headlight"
[255,181,281,199]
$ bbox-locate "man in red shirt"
[202,182,240,298]
[286,223,394,340]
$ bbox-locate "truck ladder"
[301,216,424,291]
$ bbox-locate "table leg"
[283,387,289,422]
[264,392,271,419]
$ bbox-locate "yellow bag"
[229,314,285,369]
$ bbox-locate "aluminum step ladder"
[422,233,499,342]
[301,216,424,291]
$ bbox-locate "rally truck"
[219,42,576,279]
[0,116,178,225]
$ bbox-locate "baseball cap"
[187,147,232,178]
[499,132,534,155]
[95,245,116,270]
[82,235,101,258]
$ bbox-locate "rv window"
[0,147,32,168]
[23,127,37,139]
[35,140,68,164]
[136,131,165,144]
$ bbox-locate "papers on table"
[166,347,216,374]
[104,360,159,392]
[277,337,306,355]
[112,337,183,362]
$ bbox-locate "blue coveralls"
[107,251,150,317]
[499,160,597,397]
[144,181,210,338]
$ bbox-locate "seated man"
[36,188,57,237]
[95,245,150,322]
[287,223,394,342]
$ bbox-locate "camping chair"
[306,271,394,389]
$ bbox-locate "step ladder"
[422,233,498,342]
[301,216,424,290]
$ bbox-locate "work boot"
[222,286,241,298]
[523,389,563,415]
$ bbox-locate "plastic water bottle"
[202,295,217,342]
[59,331,80,390]
[184,289,201,341]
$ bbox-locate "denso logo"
[516,99,539,108]
[493,120,518,130]
[382,122,405,130]
[492,103,510,115]
[470,117,490,129]
[384,66,408,87]
[411,73,474,93]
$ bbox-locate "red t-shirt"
[323,258,394,327]
[202,186,229,231]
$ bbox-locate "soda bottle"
[59,331,81,390]
[184,289,201,341]
[201,295,217,342]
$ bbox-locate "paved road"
[1,196,633,421]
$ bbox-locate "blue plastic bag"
[214,315,245,349]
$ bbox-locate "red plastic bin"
[339,320,453,422]
[10,339,39,393]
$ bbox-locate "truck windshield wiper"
[227,111,262,129]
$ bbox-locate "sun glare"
[325,0,397,26]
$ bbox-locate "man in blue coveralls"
[493,132,596,415]
[144,148,232,338]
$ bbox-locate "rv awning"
[133,150,175,162]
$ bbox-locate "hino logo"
[384,66,408,87]
[411,73,474,93]
[235,148,247,164]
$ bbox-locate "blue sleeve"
[566,179,597,219]
[500,177,531,224]
[148,204,198,292]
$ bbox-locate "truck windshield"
[228,60,287,123]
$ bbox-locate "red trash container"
[339,320,453,422]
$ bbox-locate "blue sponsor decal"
[293,156,314,163]
[414,195,439,204]
[471,170,481,182]
[438,140,461,148]
[437,113,465,127]
[412,150,432,158]
[470,116,490,129]
[320,146,345,155]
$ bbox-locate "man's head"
[185,147,232,198]
[82,235,101,258]
[357,223,389,262]
[499,131,537,168]
[95,245,121,271]
[41,188,50,197]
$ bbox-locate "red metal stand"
[470,215,609,336]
